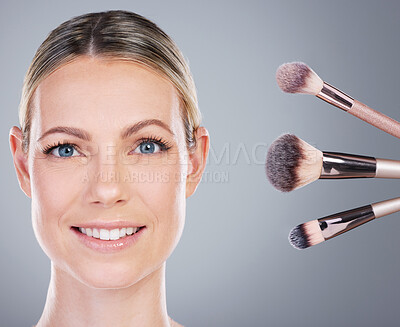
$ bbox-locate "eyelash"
[41,141,80,155]
[41,136,172,157]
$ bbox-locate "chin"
[68,260,162,289]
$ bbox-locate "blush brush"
[276,62,400,138]
[266,133,400,192]
[289,196,400,250]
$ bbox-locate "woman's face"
[20,56,196,288]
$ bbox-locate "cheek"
[135,154,187,248]
[30,161,83,258]
[137,156,186,219]
[32,161,83,213]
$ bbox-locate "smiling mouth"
[72,226,145,241]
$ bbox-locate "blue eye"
[52,144,80,157]
[42,142,81,158]
[42,137,171,159]
[133,141,162,154]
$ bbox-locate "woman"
[9,10,209,327]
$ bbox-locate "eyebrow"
[37,119,174,142]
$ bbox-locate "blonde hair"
[19,10,201,153]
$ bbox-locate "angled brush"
[289,197,400,250]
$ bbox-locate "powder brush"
[266,134,400,192]
[276,62,400,138]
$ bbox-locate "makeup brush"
[266,133,400,192]
[276,62,400,138]
[289,196,400,250]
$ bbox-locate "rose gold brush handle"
[317,197,400,241]
[348,100,400,139]
[317,82,400,139]
[372,197,400,218]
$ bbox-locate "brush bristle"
[276,62,323,95]
[289,220,325,250]
[266,134,323,192]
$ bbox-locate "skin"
[9,56,209,327]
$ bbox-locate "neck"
[35,262,172,327]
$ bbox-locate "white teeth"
[78,226,141,240]
[93,228,100,239]
[100,229,110,240]
[110,229,120,240]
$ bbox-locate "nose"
[84,149,130,208]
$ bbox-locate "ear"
[9,126,31,198]
[185,127,210,198]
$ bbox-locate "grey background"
[1,0,400,326]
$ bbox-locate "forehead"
[31,56,182,140]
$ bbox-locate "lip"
[71,225,146,254]
[72,220,144,229]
